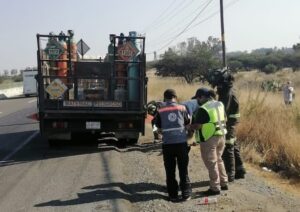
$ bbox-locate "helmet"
[146,100,162,116]
[207,68,234,88]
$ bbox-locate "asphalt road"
[0,97,39,161]
[0,97,130,212]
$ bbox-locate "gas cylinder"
[116,33,127,88]
[46,32,58,77]
[68,30,77,61]
[57,31,68,82]
[108,34,116,62]
[128,31,139,102]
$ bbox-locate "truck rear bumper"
[39,111,145,140]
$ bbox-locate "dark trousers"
[162,142,191,198]
[222,122,245,179]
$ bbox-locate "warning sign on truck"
[117,41,139,61]
[45,79,68,99]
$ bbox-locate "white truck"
[23,69,38,97]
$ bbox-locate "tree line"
[148,36,300,83]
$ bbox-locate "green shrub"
[262,64,277,74]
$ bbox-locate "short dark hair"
[164,89,177,99]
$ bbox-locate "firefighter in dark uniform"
[208,69,246,182]
[155,89,192,202]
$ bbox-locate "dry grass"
[147,69,300,178]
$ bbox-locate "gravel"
[107,124,300,212]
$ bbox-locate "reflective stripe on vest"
[225,137,236,145]
[200,100,227,141]
[195,130,200,144]
[162,127,185,132]
[229,113,240,119]
[226,137,236,145]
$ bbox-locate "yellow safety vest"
[198,100,227,142]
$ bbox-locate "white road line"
[0,131,39,163]
[28,99,37,104]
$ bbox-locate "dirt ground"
[112,123,300,212]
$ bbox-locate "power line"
[147,0,206,46]
[141,0,178,33]
[187,0,240,32]
[147,0,240,53]
[155,0,214,52]
[144,0,196,34]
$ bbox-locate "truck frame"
[36,32,147,145]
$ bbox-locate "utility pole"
[220,0,226,68]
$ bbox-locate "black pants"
[222,122,245,179]
[162,142,191,198]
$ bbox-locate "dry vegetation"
[147,69,300,179]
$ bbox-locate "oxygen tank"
[68,30,77,61]
[108,34,116,62]
[114,33,127,100]
[128,31,139,101]
[57,31,68,82]
[116,33,126,87]
[46,32,58,77]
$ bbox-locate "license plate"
[86,121,101,129]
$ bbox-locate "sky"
[0,0,300,71]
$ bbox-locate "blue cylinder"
[128,60,139,101]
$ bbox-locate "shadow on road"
[0,131,163,167]
[35,182,167,207]
[34,180,211,207]
[97,141,162,154]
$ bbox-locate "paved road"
[0,97,39,161]
[0,97,131,212]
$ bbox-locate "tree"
[262,64,277,74]
[3,70,9,76]
[154,37,222,84]
[228,60,243,72]
[10,69,18,76]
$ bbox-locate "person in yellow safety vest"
[189,88,229,196]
